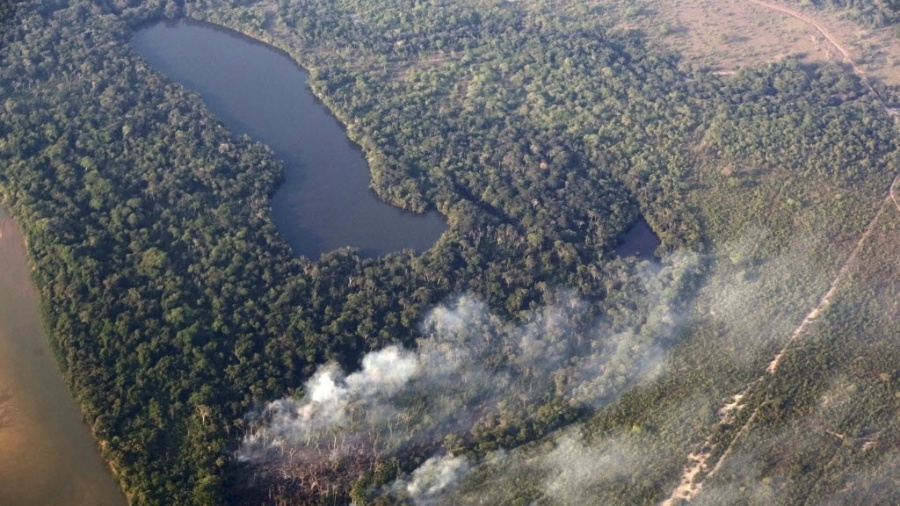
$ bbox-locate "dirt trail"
[766,200,888,373]
[747,0,890,109]
[892,176,900,213]
[662,2,900,504]
[748,0,855,68]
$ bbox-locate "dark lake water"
[130,19,446,258]
[615,218,661,261]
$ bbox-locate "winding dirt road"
[662,2,900,504]
[747,0,890,109]
[749,0,854,67]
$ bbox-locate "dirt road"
[662,2,900,504]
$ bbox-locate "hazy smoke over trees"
[393,454,471,505]
[236,252,701,502]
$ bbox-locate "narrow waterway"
[0,208,125,506]
[131,19,446,258]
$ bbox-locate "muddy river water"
[0,208,125,506]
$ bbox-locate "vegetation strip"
[663,1,900,502]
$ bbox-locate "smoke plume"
[395,454,471,505]
[237,252,701,501]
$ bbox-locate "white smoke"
[542,432,643,505]
[237,252,702,500]
[398,454,471,505]
[237,345,420,461]
[414,428,656,506]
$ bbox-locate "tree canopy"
[1,0,899,504]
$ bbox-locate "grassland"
[549,0,900,91]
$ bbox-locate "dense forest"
[1,0,899,504]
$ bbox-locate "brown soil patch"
[677,1,900,86]
[578,0,900,86]
[654,0,842,72]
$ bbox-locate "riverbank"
[0,208,125,506]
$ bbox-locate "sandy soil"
[616,0,900,87]
[660,0,841,71]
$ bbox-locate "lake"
[0,208,125,506]
[615,218,661,261]
[130,19,446,258]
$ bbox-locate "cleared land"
[580,0,900,88]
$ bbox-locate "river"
[130,19,446,259]
[0,208,125,506]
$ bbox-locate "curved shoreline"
[131,17,447,259]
